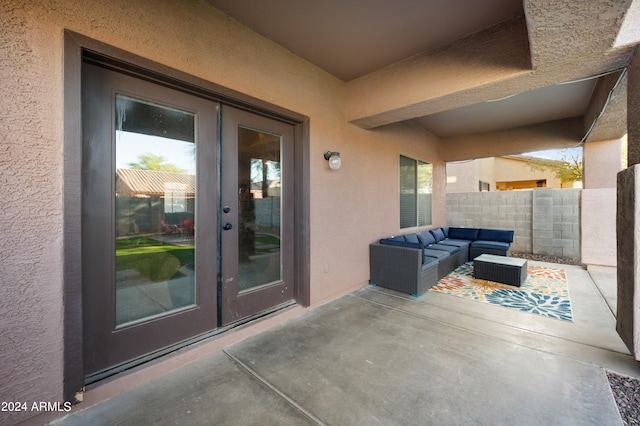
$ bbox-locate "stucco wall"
[446,160,484,193]
[581,188,617,268]
[493,157,563,188]
[447,156,565,193]
[0,1,446,422]
[583,139,622,189]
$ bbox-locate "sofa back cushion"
[477,228,514,243]
[379,236,429,264]
[448,227,479,241]
[404,233,421,245]
[379,236,422,250]
[417,231,436,247]
[430,228,446,242]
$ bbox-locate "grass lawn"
[116,237,194,282]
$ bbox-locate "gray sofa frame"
[370,243,438,296]
[369,226,514,296]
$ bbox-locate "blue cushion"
[429,243,460,254]
[439,239,470,248]
[423,248,450,259]
[422,256,439,270]
[442,226,450,237]
[430,228,445,242]
[448,227,479,241]
[404,233,420,244]
[477,228,514,243]
[379,236,422,250]
[470,240,510,251]
[417,231,436,247]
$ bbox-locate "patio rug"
[430,262,573,322]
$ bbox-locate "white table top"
[474,254,527,267]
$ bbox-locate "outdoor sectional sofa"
[369,227,514,296]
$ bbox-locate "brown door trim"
[63,30,310,402]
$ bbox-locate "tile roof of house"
[116,168,195,195]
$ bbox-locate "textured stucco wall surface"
[616,165,640,360]
[0,3,65,424]
[446,156,565,193]
[583,139,622,189]
[581,188,617,267]
[629,47,640,167]
[0,1,445,422]
[446,160,485,193]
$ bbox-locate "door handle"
[223,223,233,231]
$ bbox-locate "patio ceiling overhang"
[205,0,639,160]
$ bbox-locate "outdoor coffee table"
[473,254,528,287]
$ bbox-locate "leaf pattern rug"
[430,262,572,322]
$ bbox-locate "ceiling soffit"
[414,79,598,139]
[204,0,524,82]
[203,0,636,150]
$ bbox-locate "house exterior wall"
[493,157,564,189]
[446,156,566,193]
[446,158,493,192]
[0,1,445,423]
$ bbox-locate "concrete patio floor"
[49,261,640,425]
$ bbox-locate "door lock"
[223,223,233,231]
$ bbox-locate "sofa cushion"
[470,240,511,251]
[422,255,439,270]
[430,228,446,242]
[439,239,471,249]
[428,243,460,254]
[423,248,450,259]
[477,228,514,243]
[448,227,480,241]
[379,236,422,250]
[442,226,450,237]
[417,231,437,247]
[404,233,421,245]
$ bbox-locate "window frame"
[399,154,433,230]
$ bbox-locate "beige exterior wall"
[447,156,571,192]
[447,160,485,192]
[493,156,564,189]
[0,1,445,422]
[583,139,622,189]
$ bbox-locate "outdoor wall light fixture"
[324,151,341,170]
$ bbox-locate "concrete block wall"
[447,188,580,259]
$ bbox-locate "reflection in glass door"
[237,126,282,292]
[114,94,197,326]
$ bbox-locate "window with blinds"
[399,155,432,229]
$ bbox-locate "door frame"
[63,30,310,402]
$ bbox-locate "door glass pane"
[114,94,196,327]
[238,126,282,292]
